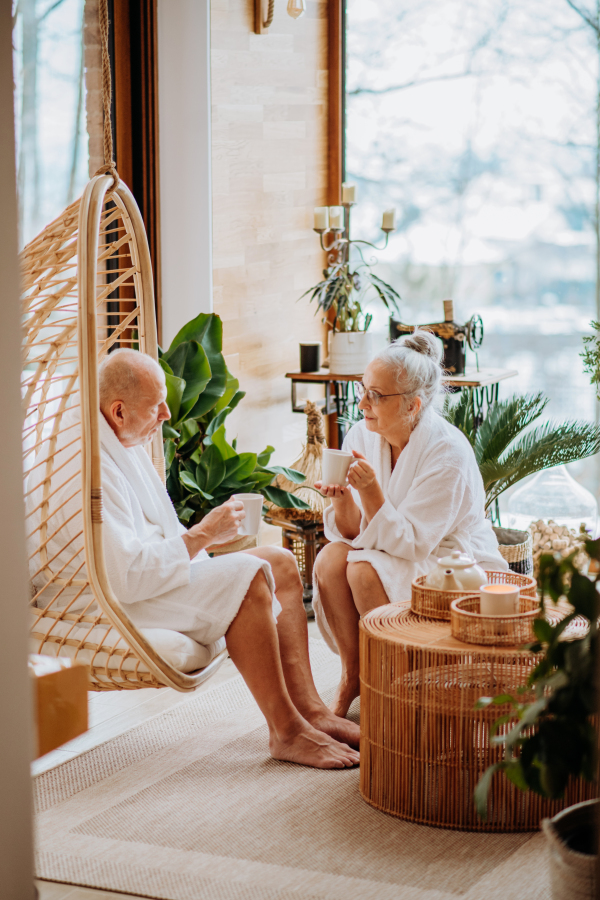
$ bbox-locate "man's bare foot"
[270,723,360,769]
[306,708,360,749]
[329,675,360,718]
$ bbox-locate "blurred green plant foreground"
[159,313,310,527]
[475,539,599,818]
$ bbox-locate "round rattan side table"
[359,603,595,832]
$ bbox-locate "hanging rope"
[262,0,275,28]
[94,0,120,189]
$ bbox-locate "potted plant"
[300,251,401,375]
[159,313,310,527]
[474,541,598,899]
[443,389,600,570]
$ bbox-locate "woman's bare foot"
[306,708,360,749]
[269,722,360,769]
[329,674,360,718]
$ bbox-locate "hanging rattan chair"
[22,173,227,691]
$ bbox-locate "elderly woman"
[313,329,507,716]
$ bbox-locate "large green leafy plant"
[474,540,598,817]
[444,390,600,513]
[160,313,310,526]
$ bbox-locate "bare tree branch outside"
[347,0,600,500]
[12,0,88,247]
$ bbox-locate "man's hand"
[181,499,245,560]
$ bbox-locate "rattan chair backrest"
[22,174,224,691]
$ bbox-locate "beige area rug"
[35,639,551,900]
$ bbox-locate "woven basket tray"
[411,569,538,621]
[450,594,540,646]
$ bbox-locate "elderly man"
[51,349,359,769]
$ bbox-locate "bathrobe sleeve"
[354,462,474,562]
[101,466,191,605]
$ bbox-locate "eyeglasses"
[355,382,410,406]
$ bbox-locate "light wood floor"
[35,521,320,899]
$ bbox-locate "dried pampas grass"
[274,400,330,522]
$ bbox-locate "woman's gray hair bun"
[400,328,443,364]
[373,327,444,416]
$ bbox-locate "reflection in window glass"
[346,0,600,501]
[13,0,88,248]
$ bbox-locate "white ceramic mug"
[321,449,354,487]
[480,584,520,616]
[231,493,263,537]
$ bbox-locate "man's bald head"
[99,349,164,411]
[99,349,170,447]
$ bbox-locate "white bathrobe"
[313,408,506,651]
[26,405,278,648]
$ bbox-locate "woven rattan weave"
[359,603,594,830]
[23,175,225,691]
[450,595,541,646]
[411,569,537,621]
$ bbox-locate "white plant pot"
[329,331,373,376]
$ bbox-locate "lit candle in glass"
[342,182,356,204]
[313,207,329,231]
[381,208,397,231]
[329,206,344,230]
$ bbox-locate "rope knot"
[93,163,120,192]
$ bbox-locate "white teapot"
[426,550,488,591]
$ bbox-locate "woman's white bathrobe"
[27,406,279,648]
[313,408,507,651]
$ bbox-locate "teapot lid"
[437,549,477,569]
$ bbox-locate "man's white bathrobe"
[27,406,278,648]
[313,408,506,651]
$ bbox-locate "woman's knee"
[313,541,350,582]
[347,561,379,594]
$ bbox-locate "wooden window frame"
[107,0,162,343]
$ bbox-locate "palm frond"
[474,393,548,466]
[480,420,600,509]
[443,390,475,446]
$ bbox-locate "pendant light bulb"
[287,0,306,19]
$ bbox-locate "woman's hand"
[314,480,353,501]
[347,451,385,524]
[181,500,245,559]
[314,479,361,540]
[347,451,378,492]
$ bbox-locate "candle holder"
[314,200,393,267]
[301,185,402,374]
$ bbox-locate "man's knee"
[254,545,301,586]
[347,561,378,593]
[314,541,349,581]
[242,567,273,609]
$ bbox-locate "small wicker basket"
[450,594,540,646]
[411,569,538,621]
[493,526,534,577]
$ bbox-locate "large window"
[346,0,599,499]
[13,0,88,248]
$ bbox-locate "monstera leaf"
[161,312,309,526]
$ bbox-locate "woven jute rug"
[34,640,551,900]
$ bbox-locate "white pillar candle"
[329,206,344,230]
[381,208,397,231]
[342,182,356,204]
[479,584,520,616]
[313,207,329,230]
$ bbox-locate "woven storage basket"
[493,526,534,577]
[450,594,540,646]
[411,570,537,621]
